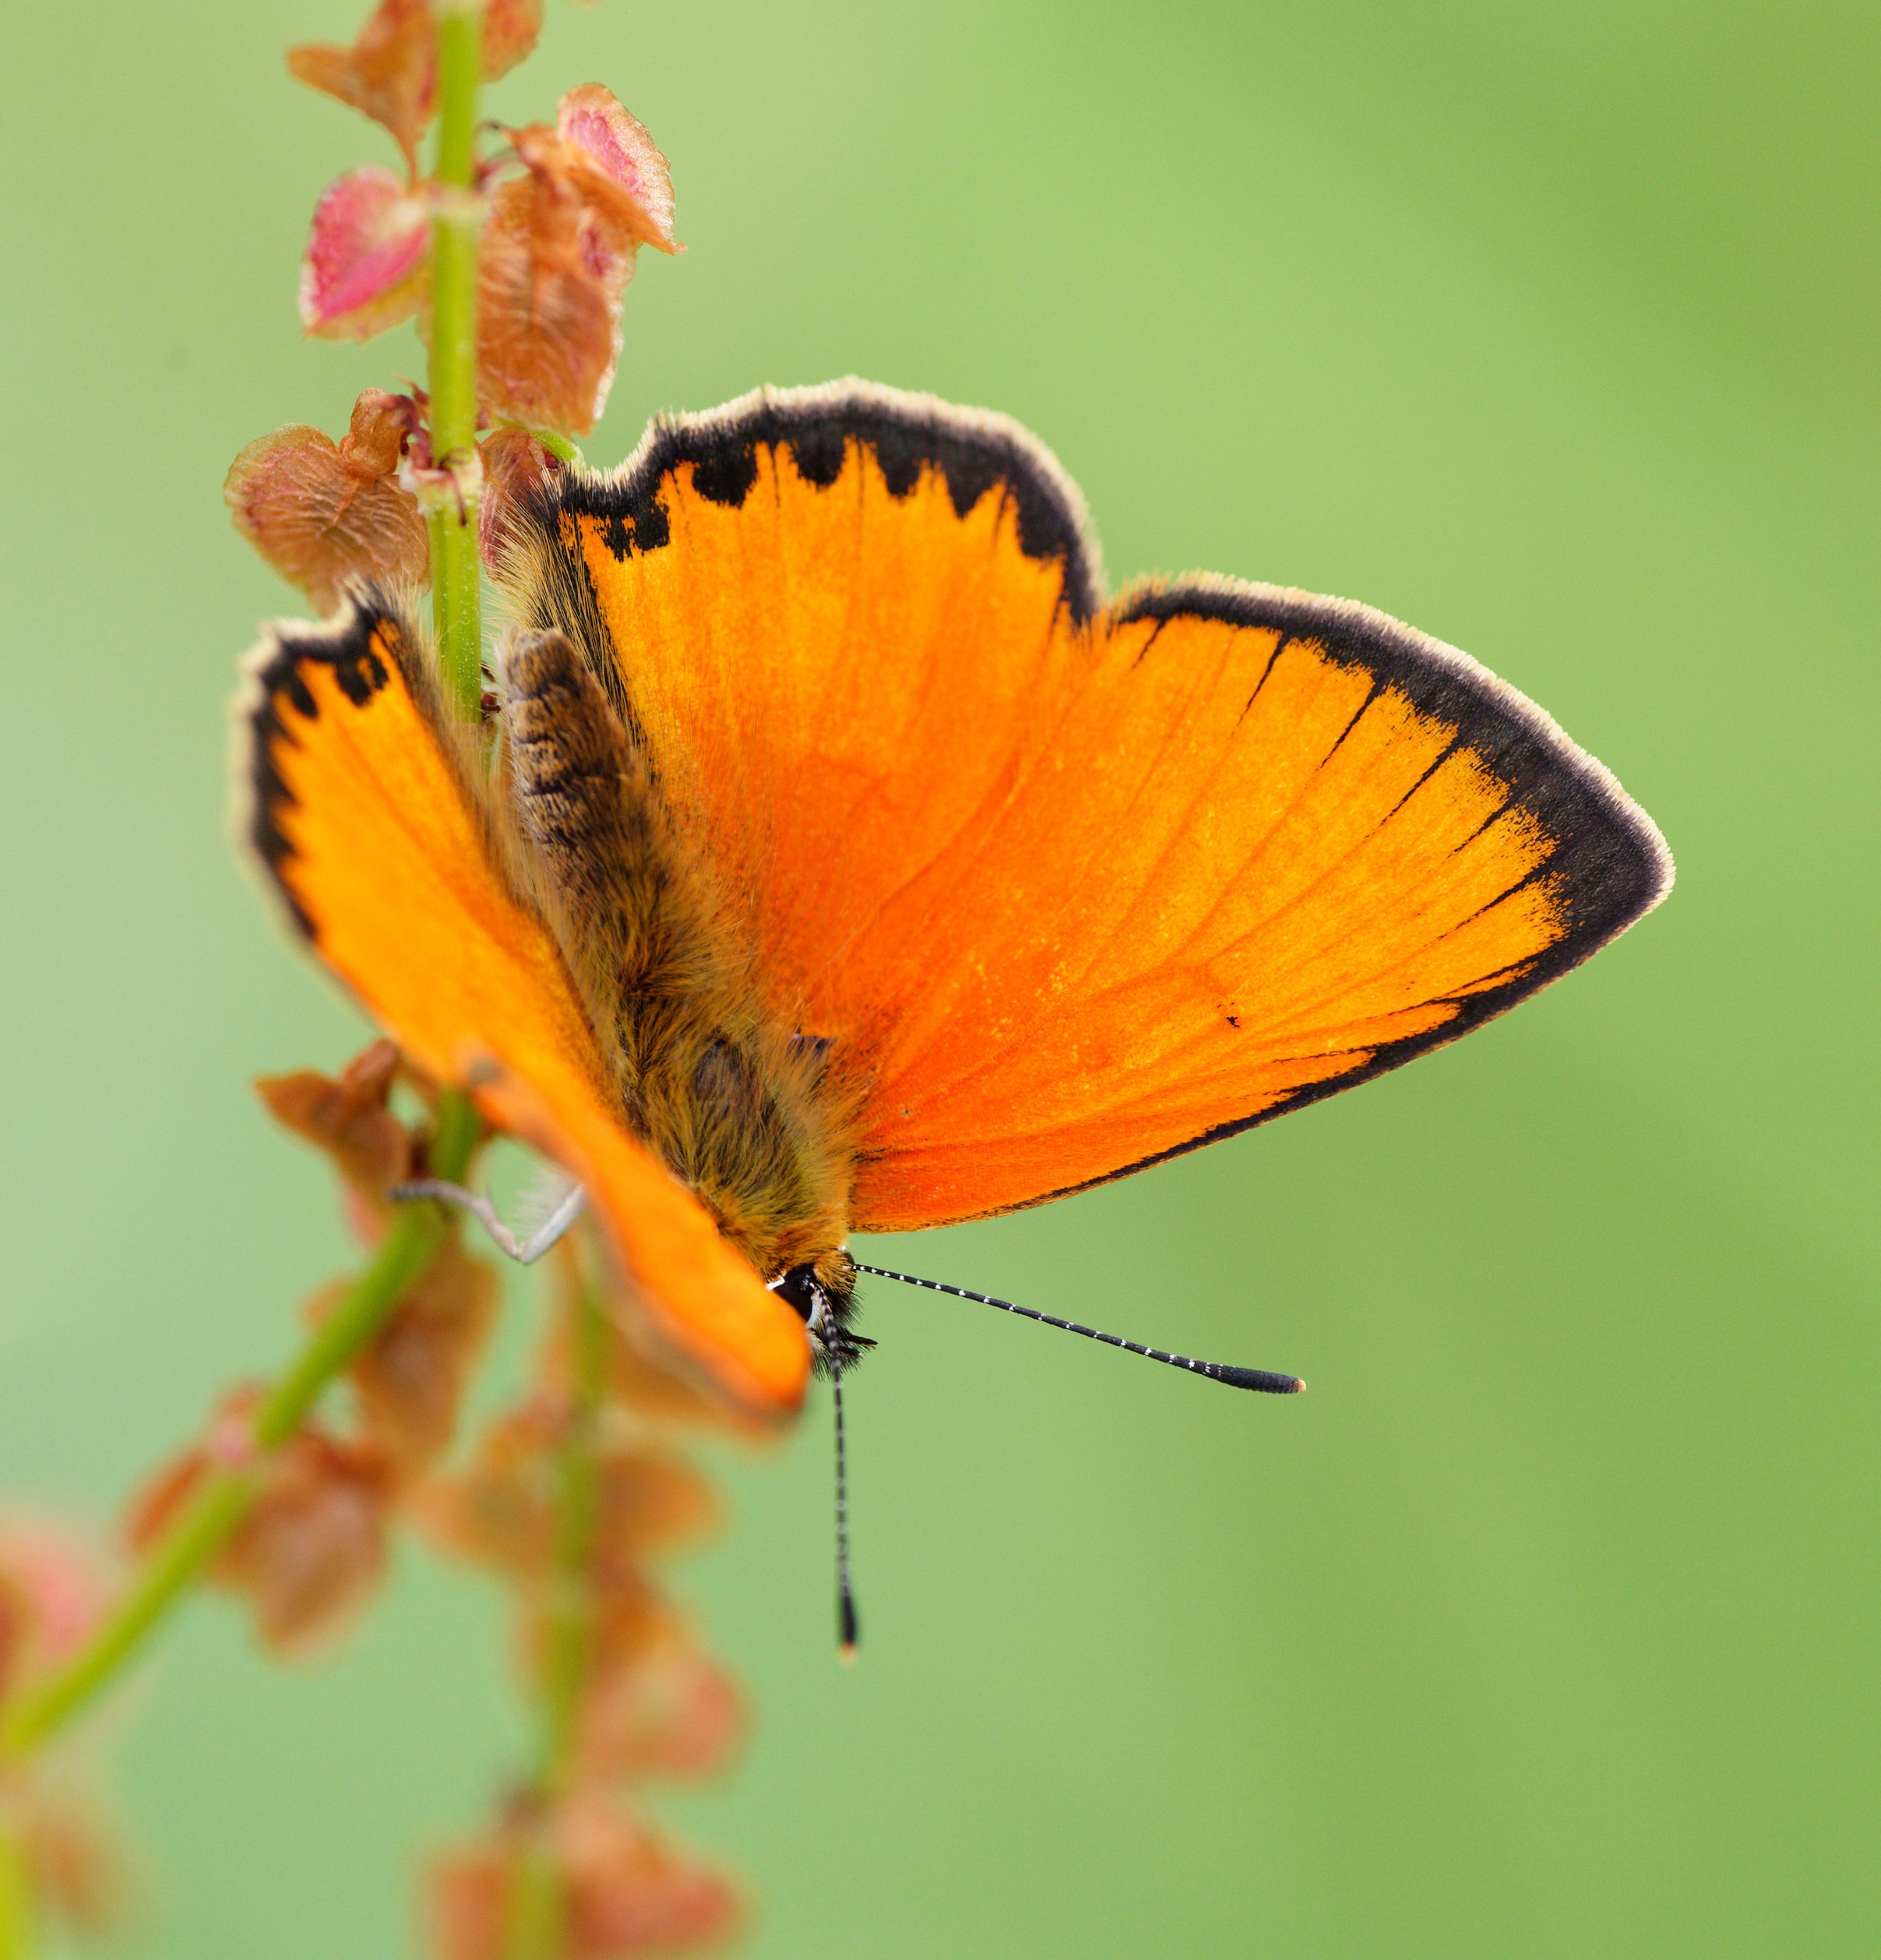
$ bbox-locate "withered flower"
[300,165,432,340]
[465,86,678,435]
[127,1393,394,1659]
[319,1237,501,1470]
[288,0,543,175]
[288,0,439,174]
[431,1798,740,1960]
[419,1407,716,1588]
[226,390,430,612]
[477,425,560,573]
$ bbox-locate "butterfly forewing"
[506,381,1671,1231]
[237,602,812,1418]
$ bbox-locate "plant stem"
[0,1828,31,1960]
[428,0,485,718]
[503,1843,563,1960]
[532,430,583,467]
[502,1241,611,1960]
[0,1092,483,1764]
[540,1259,608,1793]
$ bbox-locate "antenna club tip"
[837,1640,860,1666]
[1290,1377,1306,1394]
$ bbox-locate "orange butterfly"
[236,376,1670,1496]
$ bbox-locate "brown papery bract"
[462,88,678,435]
[322,1237,502,1471]
[289,0,544,174]
[417,1407,717,1588]
[16,1792,132,1939]
[574,1623,744,1786]
[431,1800,741,1960]
[470,171,621,436]
[555,86,678,252]
[477,425,561,574]
[559,1800,741,1959]
[126,1392,395,1659]
[0,1518,107,1707]
[225,391,430,613]
[287,0,438,174]
[256,1038,411,1218]
[481,0,545,79]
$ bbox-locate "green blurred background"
[2,2,1876,1955]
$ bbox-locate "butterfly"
[237,379,1671,1629]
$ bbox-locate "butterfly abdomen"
[502,629,851,1278]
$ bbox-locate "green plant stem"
[540,1269,608,1791]
[428,0,485,718]
[503,1248,611,1960]
[0,1092,482,1764]
[503,1845,564,1960]
[0,1828,31,1960]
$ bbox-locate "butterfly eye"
[768,1264,824,1327]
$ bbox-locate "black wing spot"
[689,440,759,506]
[788,421,849,488]
[333,638,390,707]
[599,484,671,559]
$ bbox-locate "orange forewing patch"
[527,385,1666,1232]
[243,614,808,1419]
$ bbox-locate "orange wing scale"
[525,382,1669,1231]
[239,610,809,1419]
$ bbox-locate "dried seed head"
[126,1393,395,1659]
[225,394,430,612]
[301,166,432,340]
[477,425,559,574]
[576,1623,744,1785]
[430,1800,740,1960]
[331,1237,502,1469]
[0,1518,107,1707]
[287,0,438,174]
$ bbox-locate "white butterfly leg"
[391,1178,588,1264]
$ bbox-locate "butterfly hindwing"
[508,381,1673,1232]
[237,598,812,1417]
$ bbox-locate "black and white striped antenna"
[830,1351,859,1662]
[851,1264,1304,1395]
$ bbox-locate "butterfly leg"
[389,1177,587,1264]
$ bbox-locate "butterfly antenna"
[830,1352,860,1662]
[851,1264,1305,1394]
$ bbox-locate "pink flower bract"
[301,165,431,340]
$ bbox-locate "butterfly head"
[769,1250,872,1376]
